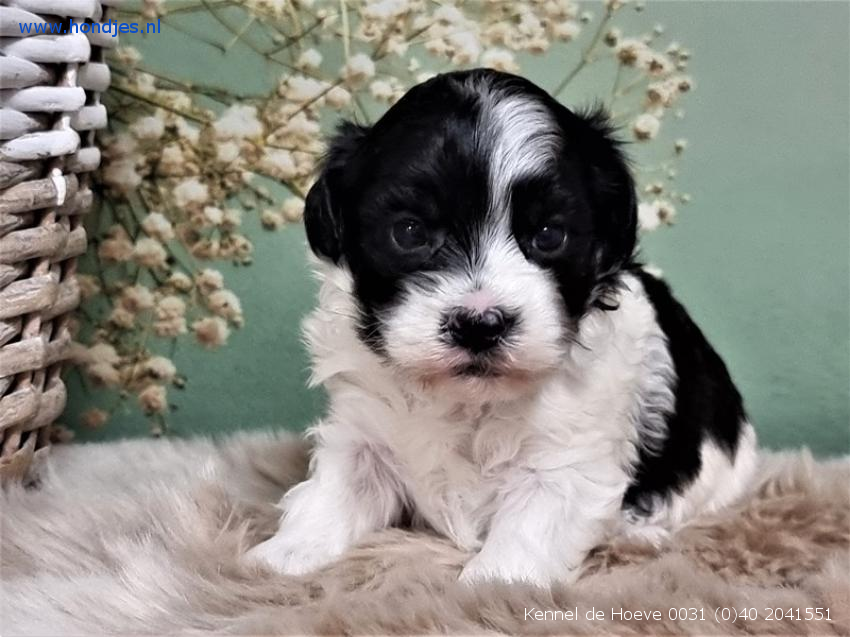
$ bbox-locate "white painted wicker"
[0,0,116,480]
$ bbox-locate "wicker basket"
[0,0,115,481]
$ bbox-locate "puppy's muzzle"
[444,306,516,353]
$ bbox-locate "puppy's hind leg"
[246,423,405,575]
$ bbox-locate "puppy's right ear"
[304,121,369,263]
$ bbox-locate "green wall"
[67,2,850,455]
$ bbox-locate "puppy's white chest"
[390,402,512,550]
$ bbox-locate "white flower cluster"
[82,0,693,434]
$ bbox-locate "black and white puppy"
[248,69,757,585]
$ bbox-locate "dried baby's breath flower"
[638,198,676,231]
[481,49,519,73]
[369,80,395,103]
[362,0,411,21]
[342,53,376,87]
[98,228,133,263]
[155,295,186,320]
[646,81,674,106]
[77,274,101,300]
[88,342,120,366]
[105,133,137,158]
[644,51,673,77]
[190,238,220,259]
[604,27,621,47]
[141,0,163,19]
[325,86,352,109]
[282,198,304,222]
[261,208,285,230]
[130,115,165,140]
[434,4,464,25]
[141,212,174,242]
[632,113,661,140]
[195,269,224,295]
[175,118,200,143]
[615,38,649,67]
[202,206,224,227]
[278,112,321,142]
[258,149,298,180]
[153,316,187,337]
[192,316,230,349]
[138,384,168,414]
[109,306,135,329]
[222,208,242,230]
[447,31,482,64]
[48,424,75,444]
[551,21,581,42]
[143,356,177,382]
[283,76,329,104]
[133,238,168,269]
[216,141,241,164]
[656,199,677,223]
[296,48,322,70]
[133,71,156,93]
[220,234,253,261]
[157,143,185,176]
[102,158,141,194]
[213,104,263,139]
[115,46,141,65]
[207,289,243,326]
[166,272,193,292]
[120,285,155,312]
[87,362,121,387]
[638,200,661,232]
[81,408,109,429]
[173,177,209,207]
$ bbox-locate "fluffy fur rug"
[1,432,848,636]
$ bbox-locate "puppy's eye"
[392,218,429,251]
[532,224,567,253]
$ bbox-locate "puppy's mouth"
[453,360,503,378]
[412,354,513,384]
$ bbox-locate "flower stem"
[553,7,614,99]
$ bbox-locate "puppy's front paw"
[245,534,336,575]
[459,549,577,587]
[459,552,537,586]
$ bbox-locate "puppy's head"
[305,69,636,400]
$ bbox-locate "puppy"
[248,69,757,585]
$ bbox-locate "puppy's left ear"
[572,107,638,273]
[304,121,369,263]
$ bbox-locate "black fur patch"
[623,269,747,515]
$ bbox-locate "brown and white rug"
[1,431,848,635]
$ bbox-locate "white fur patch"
[477,87,561,217]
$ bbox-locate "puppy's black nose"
[445,307,513,353]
